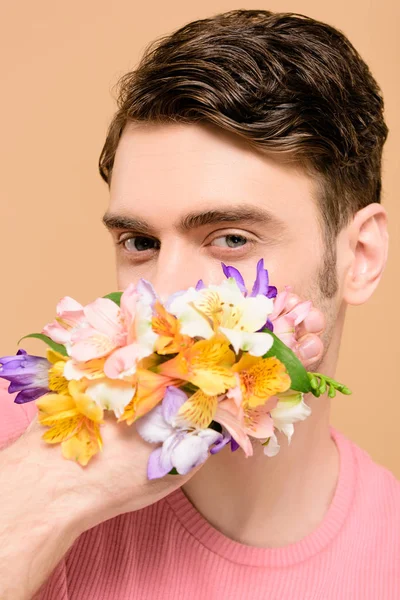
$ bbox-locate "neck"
[182,397,338,547]
[182,333,343,548]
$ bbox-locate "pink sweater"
[1,378,399,599]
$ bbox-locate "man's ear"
[342,203,389,306]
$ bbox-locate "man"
[1,8,399,600]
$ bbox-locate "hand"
[277,291,326,369]
[21,410,204,533]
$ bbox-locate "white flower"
[167,277,274,355]
[135,386,223,479]
[261,390,312,456]
[84,380,135,418]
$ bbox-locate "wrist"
[2,426,98,539]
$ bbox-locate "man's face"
[105,121,341,357]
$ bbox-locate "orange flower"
[118,368,181,425]
[157,334,237,396]
[151,301,194,355]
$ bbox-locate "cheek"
[116,263,136,291]
[260,244,323,295]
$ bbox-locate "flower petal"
[221,263,247,295]
[135,404,174,443]
[271,395,311,421]
[238,295,275,332]
[176,390,218,429]
[219,328,273,357]
[85,380,135,418]
[209,432,231,454]
[262,433,281,457]
[214,405,253,458]
[42,297,86,344]
[147,445,173,480]
[162,386,188,424]
[250,258,268,296]
[70,327,117,361]
[103,343,151,379]
[61,425,102,466]
[14,387,49,404]
[244,404,275,439]
[171,434,210,475]
[197,428,224,446]
[41,415,81,444]
[83,298,123,338]
[195,279,205,290]
[35,392,76,415]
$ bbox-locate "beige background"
[1,1,399,478]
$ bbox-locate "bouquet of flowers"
[0,259,350,479]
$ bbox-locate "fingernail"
[299,337,318,361]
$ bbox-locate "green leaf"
[261,329,312,393]
[102,292,122,306]
[168,467,179,475]
[17,333,68,357]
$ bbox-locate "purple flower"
[221,258,277,299]
[0,349,51,404]
[135,386,230,479]
[221,258,277,332]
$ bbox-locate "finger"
[294,333,324,368]
[296,307,326,338]
[284,292,301,312]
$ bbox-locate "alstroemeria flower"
[173,381,277,460]
[268,286,312,349]
[221,258,277,333]
[221,258,277,299]
[135,386,225,479]
[0,348,51,404]
[260,390,312,457]
[42,296,86,346]
[57,280,158,382]
[35,379,104,466]
[151,301,194,355]
[118,366,182,425]
[213,394,278,458]
[83,379,136,418]
[231,353,291,408]
[157,334,237,396]
[167,277,274,357]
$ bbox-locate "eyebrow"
[102,205,285,236]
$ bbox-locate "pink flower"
[42,297,86,345]
[269,286,312,349]
[69,281,158,379]
[213,378,278,458]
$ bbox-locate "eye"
[117,235,160,252]
[210,234,249,249]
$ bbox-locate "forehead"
[108,121,319,229]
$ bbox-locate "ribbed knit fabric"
[1,378,399,599]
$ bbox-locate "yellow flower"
[176,389,219,429]
[46,348,69,395]
[157,334,237,396]
[36,379,104,466]
[232,353,291,408]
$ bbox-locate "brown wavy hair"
[98,9,388,265]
